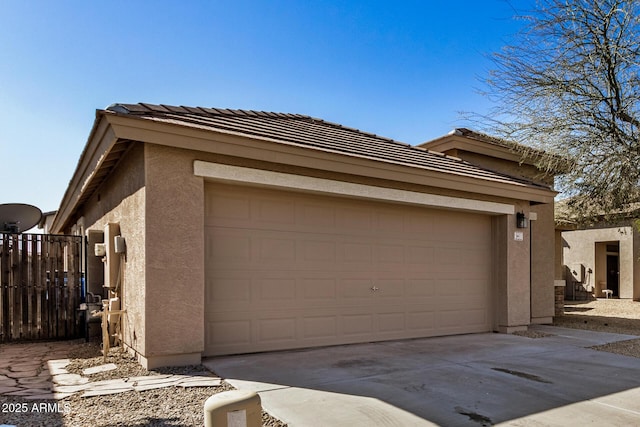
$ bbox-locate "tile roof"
[104,103,550,190]
[450,128,530,152]
[447,128,572,173]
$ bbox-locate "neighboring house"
[51,103,558,368]
[37,210,57,234]
[559,208,640,301]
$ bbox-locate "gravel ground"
[512,329,554,339]
[1,342,287,427]
[554,299,640,358]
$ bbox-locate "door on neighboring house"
[607,254,620,297]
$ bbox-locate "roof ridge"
[106,102,408,146]
[454,127,546,155]
[106,103,294,118]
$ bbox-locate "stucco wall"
[493,201,531,332]
[79,143,145,227]
[75,143,147,356]
[562,227,635,299]
[70,142,206,367]
[142,143,205,365]
[530,202,555,323]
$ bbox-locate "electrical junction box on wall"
[94,243,106,257]
[114,235,126,254]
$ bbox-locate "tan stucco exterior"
[78,143,148,360]
[52,108,559,367]
[530,202,555,323]
[142,143,204,365]
[491,202,532,332]
[562,225,640,300]
[72,143,207,368]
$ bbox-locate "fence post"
[0,234,9,342]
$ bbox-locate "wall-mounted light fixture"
[516,211,528,229]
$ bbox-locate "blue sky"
[0,0,532,218]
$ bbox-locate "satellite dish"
[0,203,43,233]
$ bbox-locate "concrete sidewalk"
[204,325,640,426]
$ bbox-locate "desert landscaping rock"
[123,375,178,386]
[17,376,52,386]
[513,329,554,339]
[177,378,222,387]
[53,373,90,386]
[5,369,40,379]
[10,362,43,371]
[82,387,133,397]
[555,299,640,359]
[53,383,92,393]
[0,341,287,426]
[124,374,173,383]
[0,377,17,387]
[132,382,176,392]
[47,359,71,375]
[82,363,117,375]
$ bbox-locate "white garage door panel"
[204,183,493,356]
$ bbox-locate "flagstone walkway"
[0,340,220,400]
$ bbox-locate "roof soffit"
[52,115,119,232]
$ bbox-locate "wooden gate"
[0,233,84,342]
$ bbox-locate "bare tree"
[475,0,640,222]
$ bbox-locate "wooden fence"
[0,233,84,343]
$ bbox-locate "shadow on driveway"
[205,326,640,426]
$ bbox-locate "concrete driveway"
[203,325,640,426]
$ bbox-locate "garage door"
[204,183,493,356]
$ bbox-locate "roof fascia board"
[52,116,118,232]
[105,114,556,204]
[194,161,515,215]
[421,136,528,164]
